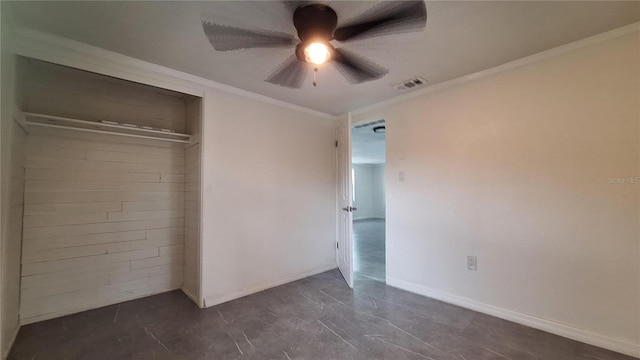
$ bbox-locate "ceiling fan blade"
[333,1,427,42]
[202,22,296,51]
[332,48,388,84]
[266,55,309,88]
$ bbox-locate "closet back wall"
[17,59,188,324]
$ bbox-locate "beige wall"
[201,89,337,306]
[355,32,639,352]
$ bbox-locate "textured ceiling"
[352,120,386,164]
[6,1,639,116]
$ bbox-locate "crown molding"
[8,20,638,123]
[352,21,640,116]
[9,27,337,120]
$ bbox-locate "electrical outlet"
[398,171,405,182]
[467,256,477,271]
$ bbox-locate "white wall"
[0,6,24,357]
[0,122,24,360]
[183,97,202,305]
[353,164,385,220]
[0,105,24,360]
[200,89,337,306]
[371,164,385,219]
[353,164,373,220]
[354,31,639,355]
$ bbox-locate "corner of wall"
[387,277,640,358]
[202,262,337,309]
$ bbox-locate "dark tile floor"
[9,270,634,360]
[353,218,385,281]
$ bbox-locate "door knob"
[341,207,358,212]
[342,207,350,211]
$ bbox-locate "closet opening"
[12,56,203,325]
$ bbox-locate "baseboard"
[387,277,640,358]
[181,287,203,308]
[203,263,337,308]
[20,284,182,325]
[2,323,20,360]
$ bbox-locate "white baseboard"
[203,263,337,308]
[20,284,183,325]
[2,323,20,360]
[181,287,203,308]
[387,277,640,358]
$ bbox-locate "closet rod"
[22,121,192,144]
[18,111,192,144]
[24,112,190,137]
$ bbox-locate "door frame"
[349,115,388,284]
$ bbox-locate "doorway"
[351,120,386,282]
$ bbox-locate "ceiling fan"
[201,1,427,88]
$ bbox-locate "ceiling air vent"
[393,77,427,91]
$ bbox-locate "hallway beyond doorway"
[353,219,385,282]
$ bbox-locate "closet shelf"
[17,111,192,144]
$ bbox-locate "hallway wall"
[353,164,385,220]
[371,165,386,219]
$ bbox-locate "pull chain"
[313,67,318,87]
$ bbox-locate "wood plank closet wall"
[16,58,201,324]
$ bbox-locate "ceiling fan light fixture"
[304,42,332,65]
[203,1,427,88]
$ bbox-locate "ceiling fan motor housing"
[293,4,338,62]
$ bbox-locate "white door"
[336,112,354,288]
